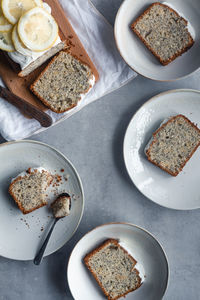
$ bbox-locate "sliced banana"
[18,7,58,52]
[0,6,12,32]
[2,0,43,25]
[12,24,32,55]
[0,30,15,51]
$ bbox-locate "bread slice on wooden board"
[18,40,67,77]
[0,0,99,116]
[131,2,194,65]
[9,168,53,214]
[145,115,200,176]
[84,239,142,300]
[30,51,95,113]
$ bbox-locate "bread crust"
[84,239,141,300]
[18,39,68,77]
[146,115,200,176]
[30,50,95,113]
[9,168,53,214]
[131,2,194,65]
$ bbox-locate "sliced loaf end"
[18,40,68,77]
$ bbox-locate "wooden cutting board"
[0,0,99,112]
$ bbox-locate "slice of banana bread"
[30,51,95,113]
[146,115,200,176]
[84,239,142,300]
[131,2,194,65]
[9,168,53,214]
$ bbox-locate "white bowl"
[124,89,200,210]
[114,0,200,81]
[67,222,169,300]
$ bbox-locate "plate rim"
[67,221,169,299]
[0,139,85,261]
[114,0,200,82]
[123,88,200,210]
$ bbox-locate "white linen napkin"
[0,0,136,141]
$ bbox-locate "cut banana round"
[0,6,12,32]
[0,30,15,51]
[2,0,43,25]
[18,7,58,51]
[12,24,32,55]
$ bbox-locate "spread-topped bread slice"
[30,51,95,113]
[131,2,194,65]
[84,239,142,300]
[9,167,53,214]
[145,115,200,176]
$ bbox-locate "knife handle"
[0,86,52,128]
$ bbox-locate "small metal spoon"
[34,193,71,265]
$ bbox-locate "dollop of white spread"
[8,3,61,70]
[134,262,145,283]
[52,196,71,218]
[78,75,96,105]
[119,241,146,284]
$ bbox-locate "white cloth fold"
[0,0,136,141]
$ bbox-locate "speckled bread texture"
[9,168,53,214]
[146,115,200,176]
[30,51,94,113]
[131,2,194,65]
[84,239,141,300]
[18,40,67,77]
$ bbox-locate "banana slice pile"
[0,0,58,53]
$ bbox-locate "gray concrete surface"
[0,1,200,299]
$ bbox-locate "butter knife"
[0,86,52,127]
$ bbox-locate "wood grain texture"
[0,0,99,113]
[0,86,52,127]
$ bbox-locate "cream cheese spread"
[78,75,96,104]
[134,262,145,283]
[119,241,146,284]
[51,195,71,218]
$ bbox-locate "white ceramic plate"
[114,0,200,81]
[67,222,169,300]
[124,89,200,210]
[0,140,84,260]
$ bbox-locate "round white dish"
[67,222,169,300]
[0,140,84,260]
[114,0,200,81]
[124,89,200,210]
